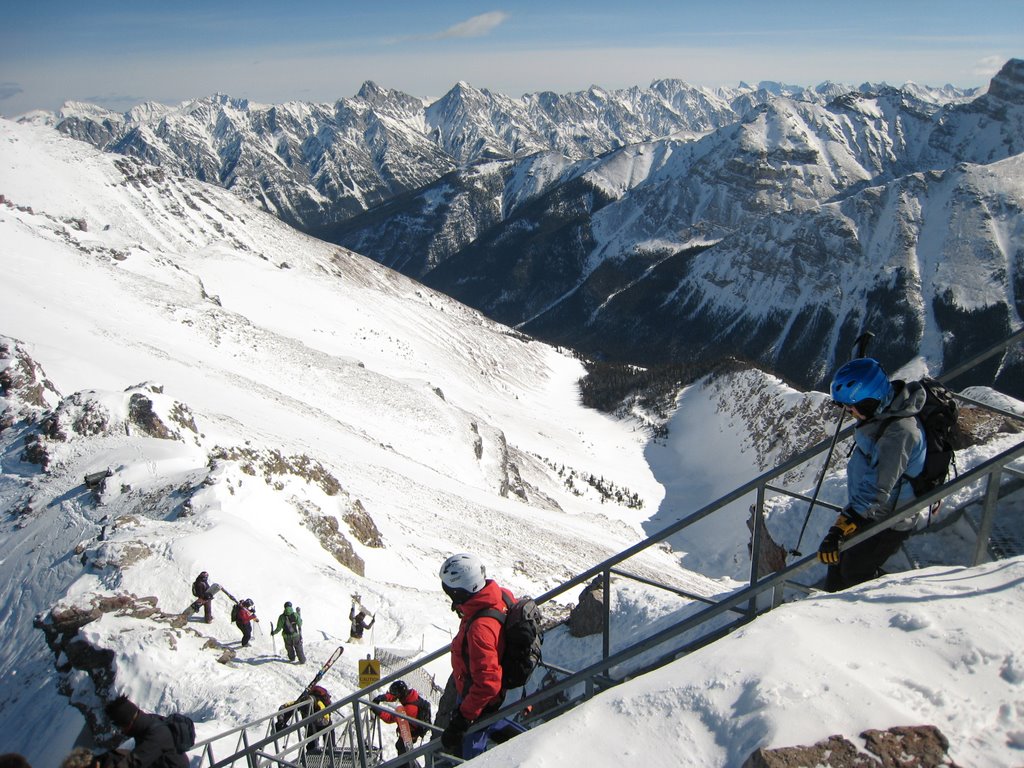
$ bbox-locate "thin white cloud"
[0,82,24,101]
[432,11,509,40]
[973,55,1005,78]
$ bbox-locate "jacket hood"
[879,379,927,420]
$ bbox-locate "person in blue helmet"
[820,357,927,592]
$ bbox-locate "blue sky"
[1,0,1021,117]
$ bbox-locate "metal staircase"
[190,329,1024,767]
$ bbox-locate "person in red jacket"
[438,552,514,758]
[372,680,429,766]
[232,598,259,647]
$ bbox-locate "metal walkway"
[190,329,1024,768]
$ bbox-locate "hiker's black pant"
[395,734,418,768]
[826,526,909,592]
[284,633,306,663]
[236,620,252,646]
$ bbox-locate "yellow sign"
[358,658,381,689]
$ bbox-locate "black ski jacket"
[124,712,189,768]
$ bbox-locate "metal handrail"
[191,327,1024,767]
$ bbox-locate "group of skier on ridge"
[60,346,949,768]
[188,571,377,663]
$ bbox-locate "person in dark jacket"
[820,358,927,592]
[348,603,375,642]
[101,695,188,768]
[373,680,428,767]
[270,601,306,663]
[233,598,259,646]
[189,571,214,623]
[437,553,515,758]
[275,686,332,754]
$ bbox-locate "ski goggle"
[442,582,474,605]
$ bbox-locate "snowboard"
[182,583,222,616]
[394,705,420,767]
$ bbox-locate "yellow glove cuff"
[834,514,859,537]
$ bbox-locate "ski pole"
[790,331,874,556]
[790,409,847,555]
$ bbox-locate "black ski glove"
[817,512,860,565]
[441,710,471,754]
[372,695,385,705]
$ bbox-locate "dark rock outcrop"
[743,725,960,767]
[568,578,605,637]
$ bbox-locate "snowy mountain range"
[344,59,1024,394]
[2,109,1024,768]
[20,66,1014,396]
[32,76,943,232]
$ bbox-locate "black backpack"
[230,602,240,622]
[161,713,196,753]
[410,696,432,738]
[881,377,960,496]
[467,593,543,689]
[283,612,299,635]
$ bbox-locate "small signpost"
[358,657,381,689]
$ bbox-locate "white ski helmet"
[439,552,487,602]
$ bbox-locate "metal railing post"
[241,730,256,768]
[601,567,611,661]
[972,467,1003,566]
[749,485,765,613]
[352,700,368,768]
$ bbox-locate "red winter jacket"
[377,689,423,726]
[237,605,256,623]
[450,579,513,721]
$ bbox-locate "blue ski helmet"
[830,358,892,405]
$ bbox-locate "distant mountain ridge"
[22,63,1022,394]
[340,60,1024,394]
[27,76,976,233]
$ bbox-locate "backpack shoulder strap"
[465,593,513,628]
[460,594,513,672]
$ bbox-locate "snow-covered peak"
[986,57,1024,104]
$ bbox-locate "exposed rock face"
[0,336,62,431]
[33,593,216,748]
[985,58,1024,104]
[20,382,197,471]
[210,445,384,574]
[344,499,384,549]
[744,735,871,768]
[210,446,344,496]
[747,504,789,578]
[743,725,960,767]
[568,578,605,637]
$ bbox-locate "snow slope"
[472,557,1024,768]
[0,117,676,761]
[2,117,1023,768]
